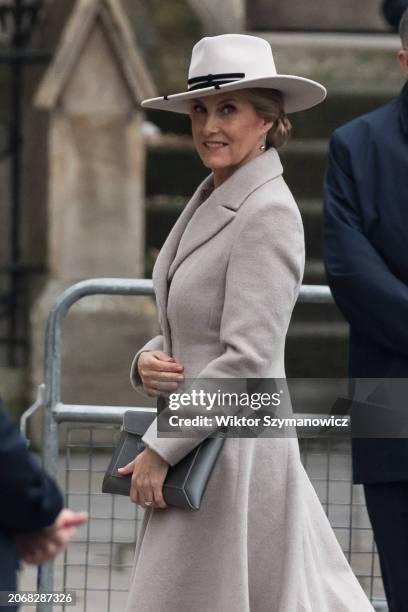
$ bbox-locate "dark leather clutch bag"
[102,409,225,511]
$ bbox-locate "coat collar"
[152,147,283,350]
[399,80,408,136]
[206,146,284,212]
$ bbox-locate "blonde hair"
[242,88,292,149]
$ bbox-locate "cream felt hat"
[141,34,327,115]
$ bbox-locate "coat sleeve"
[142,200,304,465]
[323,131,408,357]
[130,334,164,392]
[0,403,63,535]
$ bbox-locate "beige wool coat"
[125,148,374,612]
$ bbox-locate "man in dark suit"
[0,400,87,610]
[323,9,408,610]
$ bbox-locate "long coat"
[126,148,373,611]
[323,81,408,484]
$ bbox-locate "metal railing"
[21,279,386,611]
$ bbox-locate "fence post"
[37,286,65,609]
[36,279,154,610]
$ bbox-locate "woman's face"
[188,91,273,182]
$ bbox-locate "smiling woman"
[188,89,291,188]
[188,91,274,187]
[125,33,375,612]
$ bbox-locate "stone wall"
[187,0,244,33]
[247,0,390,32]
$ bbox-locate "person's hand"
[118,447,169,509]
[137,350,184,397]
[15,509,88,565]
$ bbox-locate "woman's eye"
[192,104,205,113]
[222,104,236,115]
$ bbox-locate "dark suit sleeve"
[323,131,408,357]
[0,403,63,535]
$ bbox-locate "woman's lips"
[203,142,228,150]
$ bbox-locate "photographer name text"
[167,415,349,429]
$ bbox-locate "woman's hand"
[137,350,184,397]
[118,448,170,509]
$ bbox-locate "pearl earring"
[259,140,266,151]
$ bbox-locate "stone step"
[286,321,349,377]
[299,199,323,260]
[146,138,328,199]
[246,2,389,32]
[303,259,325,285]
[289,91,394,139]
[292,294,345,325]
[146,138,203,197]
[281,140,328,199]
[289,321,348,339]
[254,32,402,94]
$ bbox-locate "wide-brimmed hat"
[141,34,327,115]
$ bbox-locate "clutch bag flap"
[123,409,156,435]
[102,410,154,496]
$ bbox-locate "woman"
[120,34,374,611]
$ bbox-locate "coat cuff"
[141,418,203,467]
[129,335,164,392]
[141,380,246,465]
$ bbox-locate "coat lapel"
[152,147,284,353]
[167,195,235,281]
[152,173,214,335]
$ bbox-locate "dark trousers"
[364,482,408,612]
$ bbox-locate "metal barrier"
[24,279,386,611]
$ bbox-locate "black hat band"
[187,72,245,91]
